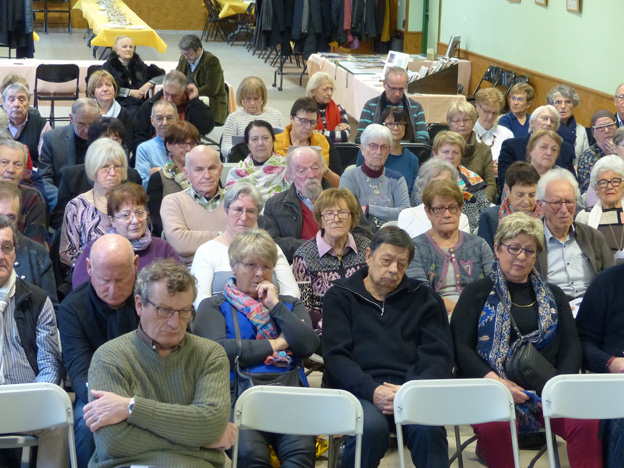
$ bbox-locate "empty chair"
[393,378,520,468]
[473,65,503,97]
[34,64,80,128]
[333,143,360,174]
[232,386,364,468]
[497,70,517,99]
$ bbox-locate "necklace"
[608,221,624,251]
[91,190,106,213]
[511,300,536,308]
[366,177,383,196]
[477,131,497,148]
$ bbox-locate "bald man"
[160,145,226,264]
[57,234,140,468]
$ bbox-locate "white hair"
[536,168,580,201]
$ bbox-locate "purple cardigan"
[72,237,180,288]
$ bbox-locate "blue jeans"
[74,399,95,468]
[342,398,448,468]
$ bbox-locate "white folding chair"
[542,374,624,468]
[393,378,520,468]
[0,382,78,468]
[232,386,364,468]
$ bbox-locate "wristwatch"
[127,397,135,417]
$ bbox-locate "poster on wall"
[535,0,547,6]
[508,0,520,3]
[566,0,580,12]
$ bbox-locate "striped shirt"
[220,107,286,158]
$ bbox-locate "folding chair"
[0,382,78,468]
[401,143,432,166]
[542,374,624,468]
[227,142,250,163]
[232,386,364,468]
[393,378,521,468]
[33,64,80,128]
[472,65,503,98]
[333,143,360,174]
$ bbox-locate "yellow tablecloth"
[34,32,40,41]
[218,0,250,18]
[73,0,167,53]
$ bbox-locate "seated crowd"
[3,36,624,468]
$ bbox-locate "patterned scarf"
[223,278,291,367]
[162,160,191,191]
[498,197,541,221]
[476,260,558,431]
[108,226,152,251]
[226,153,289,200]
[458,165,486,202]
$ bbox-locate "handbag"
[230,302,303,397]
[504,315,557,395]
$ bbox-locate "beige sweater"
[160,190,226,264]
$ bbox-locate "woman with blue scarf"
[451,213,602,467]
[193,229,319,468]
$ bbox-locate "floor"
[27,28,568,468]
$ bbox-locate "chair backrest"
[474,65,503,96]
[513,75,530,85]
[401,143,432,166]
[333,143,360,174]
[85,64,103,89]
[498,70,516,88]
[221,162,237,187]
[35,64,80,85]
[426,123,450,142]
[227,142,250,163]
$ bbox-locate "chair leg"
[28,446,38,468]
[49,101,55,128]
[454,425,464,468]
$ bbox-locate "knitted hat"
[591,110,615,128]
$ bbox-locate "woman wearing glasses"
[577,110,618,193]
[340,124,410,228]
[193,229,319,468]
[447,101,497,202]
[72,182,179,288]
[406,179,493,318]
[576,155,624,256]
[451,212,602,467]
[293,188,369,333]
[191,182,299,308]
[473,88,514,173]
[546,85,589,159]
[499,83,535,137]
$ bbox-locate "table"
[73,0,168,53]
[218,0,250,18]
[307,54,470,124]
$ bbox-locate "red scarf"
[316,100,341,131]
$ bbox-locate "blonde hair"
[447,101,478,125]
[432,130,466,156]
[87,70,118,98]
[475,88,505,112]
[313,188,360,231]
[494,212,544,252]
[236,76,267,109]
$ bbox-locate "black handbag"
[504,315,557,395]
[230,304,303,397]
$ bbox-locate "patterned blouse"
[577,143,607,193]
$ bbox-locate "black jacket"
[101,51,165,103]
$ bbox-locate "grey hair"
[285,146,325,178]
[546,85,580,107]
[151,99,177,118]
[1,82,30,102]
[228,229,278,268]
[224,181,264,212]
[163,70,187,90]
[178,34,202,52]
[614,127,624,147]
[84,138,128,182]
[616,83,624,96]
[360,123,392,147]
[306,72,335,98]
[536,168,580,201]
[529,105,561,131]
[71,97,100,116]
[494,212,545,253]
[134,258,197,301]
[415,158,458,195]
[590,155,624,187]
[0,214,17,247]
[0,139,28,164]
[369,225,415,264]
[384,66,408,81]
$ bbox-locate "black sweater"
[321,267,454,403]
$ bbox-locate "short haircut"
[422,179,463,209]
[526,129,562,163]
[0,214,17,247]
[369,225,415,264]
[494,212,545,252]
[164,120,201,147]
[151,99,178,119]
[236,76,268,108]
[0,74,29,93]
[546,84,580,108]
[379,106,414,142]
[228,229,278,268]
[107,182,148,216]
[529,105,561,131]
[447,100,478,125]
[285,146,325,177]
[135,258,197,301]
[590,155,624,188]
[0,140,28,165]
[1,82,29,102]
[535,167,580,201]
[113,35,132,50]
[505,161,540,189]
[384,66,408,81]
[224,181,264,213]
[71,98,100,116]
[614,127,624,147]
[178,34,202,52]
[306,72,334,97]
[84,138,128,182]
[475,88,505,111]
[432,130,466,156]
[360,123,392,147]
[415,158,458,195]
[290,97,319,118]
[508,83,535,102]
[87,70,118,98]
[0,181,22,207]
[163,70,187,90]
[313,188,361,231]
[87,117,125,146]
[244,119,275,145]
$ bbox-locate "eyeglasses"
[553,99,573,107]
[366,142,390,152]
[450,118,473,125]
[430,205,461,216]
[229,207,258,218]
[240,262,272,274]
[616,95,624,101]
[145,297,194,320]
[294,115,318,127]
[74,122,92,131]
[0,159,23,169]
[383,122,406,129]
[384,84,406,93]
[592,122,616,132]
[538,115,556,123]
[477,106,500,117]
[176,140,197,149]
[542,199,576,211]
[321,210,352,221]
[0,243,15,255]
[510,96,527,103]
[499,243,537,258]
[595,178,623,189]
[113,210,148,222]
[98,163,123,173]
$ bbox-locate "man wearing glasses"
[57,234,140,468]
[614,83,624,128]
[577,110,618,193]
[535,169,613,300]
[355,66,430,145]
[85,259,235,468]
